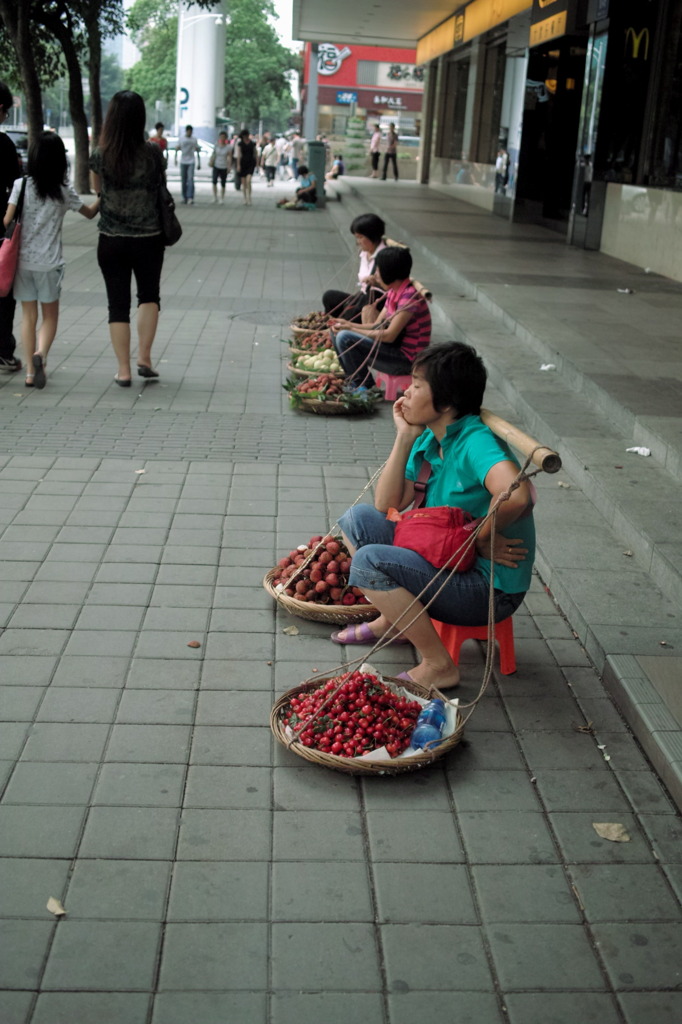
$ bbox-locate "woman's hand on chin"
[393,397,425,441]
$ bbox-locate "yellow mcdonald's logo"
[538,0,559,7]
[625,26,650,59]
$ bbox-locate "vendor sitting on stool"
[323,212,386,320]
[332,341,534,689]
[331,246,430,391]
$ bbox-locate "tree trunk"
[0,0,44,141]
[87,16,103,146]
[43,11,91,193]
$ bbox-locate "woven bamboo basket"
[263,567,377,625]
[295,396,379,416]
[286,361,344,379]
[271,673,464,775]
[289,344,333,357]
[291,322,330,338]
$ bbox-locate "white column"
[175,1,226,137]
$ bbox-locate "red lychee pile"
[283,670,423,758]
[292,374,345,397]
[295,330,332,352]
[273,534,370,605]
[293,311,331,331]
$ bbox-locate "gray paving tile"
[504,993,622,1024]
[200,658,273,690]
[0,655,56,686]
[0,685,45,720]
[273,809,365,861]
[367,809,464,863]
[32,993,151,1024]
[0,628,68,656]
[638,813,682,862]
[381,923,492,991]
[21,722,109,762]
[95,561,159,583]
[63,629,138,658]
[374,862,478,924]
[78,806,179,859]
[41,920,161,990]
[488,923,605,989]
[105,724,191,763]
[454,732,527,770]
[568,863,681,921]
[190,725,272,766]
[0,857,71,917]
[272,860,373,921]
[271,922,380,990]
[51,655,130,688]
[617,992,682,1024]
[274,765,360,811]
[167,861,269,920]
[126,658,200,689]
[533,769,631,811]
[472,864,581,922]
[36,687,120,723]
[204,631,274,660]
[0,919,55,988]
[142,606,210,631]
[23,580,92,603]
[7,602,81,629]
[152,992,266,1024]
[195,689,272,726]
[133,631,208,659]
[92,763,187,806]
[549,811,657,864]
[76,604,147,630]
[0,991,34,1024]
[361,767,451,810]
[458,810,559,864]
[65,859,172,920]
[448,768,542,811]
[115,690,196,725]
[149,584,214,607]
[272,992,385,1024]
[516,730,608,770]
[85,582,153,605]
[592,922,682,989]
[3,761,98,805]
[0,721,30,759]
[389,991,505,1023]
[183,765,271,808]
[176,808,271,860]
[155,563,217,585]
[158,923,268,989]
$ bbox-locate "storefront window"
[648,3,682,187]
[436,55,470,159]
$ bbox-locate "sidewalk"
[0,173,681,1024]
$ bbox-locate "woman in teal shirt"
[335,341,534,689]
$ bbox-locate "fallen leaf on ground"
[187,640,201,648]
[47,897,66,916]
[134,469,146,475]
[557,481,571,488]
[592,822,630,843]
[282,625,299,635]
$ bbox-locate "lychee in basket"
[270,669,464,775]
[263,567,377,624]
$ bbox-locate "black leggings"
[97,234,165,324]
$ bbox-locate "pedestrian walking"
[174,125,201,204]
[382,123,399,181]
[4,132,99,389]
[288,132,305,179]
[235,129,257,206]
[369,123,381,178]
[90,90,166,386]
[210,131,230,204]
[150,122,168,164]
[261,138,278,187]
[0,79,22,374]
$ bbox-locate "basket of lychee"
[289,329,333,356]
[263,534,377,624]
[270,668,463,775]
[284,374,381,415]
[290,311,331,337]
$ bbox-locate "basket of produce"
[263,533,377,624]
[284,374,381,416]
[271,667,464,775]
[289,330,333,353]
[291,311,332,337]
[287,349,344,377]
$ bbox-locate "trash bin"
[306,140,326,209]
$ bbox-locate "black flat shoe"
[114,375,131,387]
[33,353,46,389]
[137,365,159,379]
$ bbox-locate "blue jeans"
[180,162,195,201]
[339,504,525,626]
[333,331,412,388]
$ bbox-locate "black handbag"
[158,182,182,246]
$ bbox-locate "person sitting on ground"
[332,341,534,690]
[322,212,386,319]
[276,164,317,209]
[325,153,345,181]
[331,245,430,390]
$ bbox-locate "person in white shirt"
[261,140,279,186]
[174,125,201,204]
[4,131,99,388]
[369,123,381,178]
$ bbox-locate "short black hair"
[155,122,164,131]
[350,213,385,243]
[412,342,487,416]
[375,245,412,284]
[297,164,308,175]
[0,81,12,112]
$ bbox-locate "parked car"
[1,127,28,173]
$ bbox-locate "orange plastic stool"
[374,371,412,401]
[432,616,516,674]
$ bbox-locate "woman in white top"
[322,212,386,321]
[211,131,230,204]
[4,132,99,388]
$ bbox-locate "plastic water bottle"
[410,698,447,750]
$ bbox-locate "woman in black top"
[236,129,257,207]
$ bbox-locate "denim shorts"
[339,504,525,627]
[13,266,64,303]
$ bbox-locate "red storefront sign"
[304,42,425,106]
